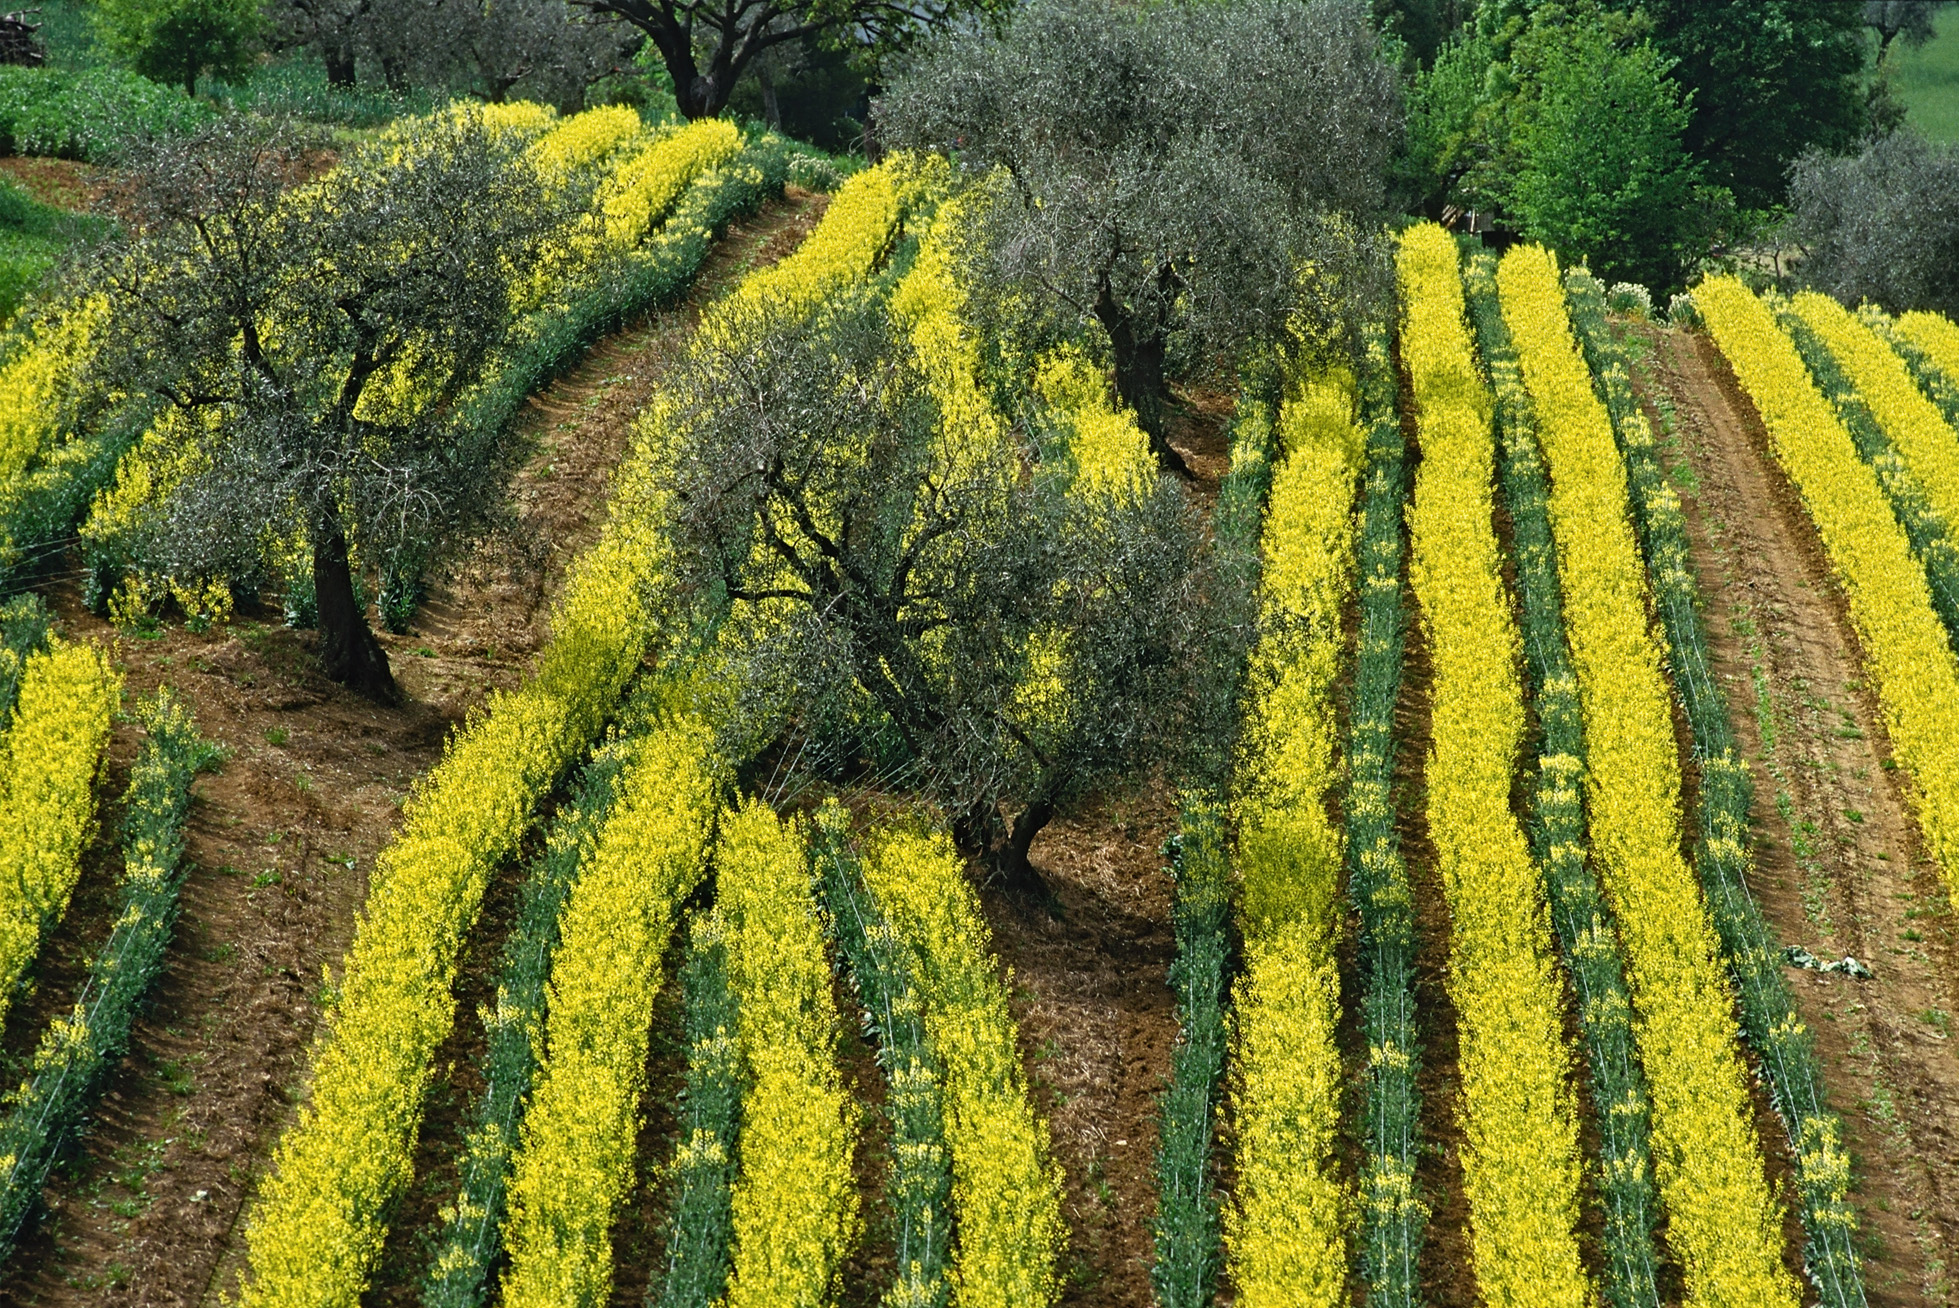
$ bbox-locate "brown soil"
[994,782,1182,1306]
[1631,325,1959,1307]
[0,189,826,1308]
[0,157,107,213]
[1398,477,1475,1308]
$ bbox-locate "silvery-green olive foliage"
[874,0,1401,471]
[668,292,1204,884]
[91,112,573,696]
[1789,130,1959,317]
[271,0,633,108]
[1867,0,1940,57]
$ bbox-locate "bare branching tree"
[569,0,1008,120]
[668,292,1203,890]
[874,0,1402,475]
[91,112,572,699]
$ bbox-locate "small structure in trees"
[0,11,45,67]
[875,0,1402,474]
[87,112,571,699]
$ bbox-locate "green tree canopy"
[96,0,262,95]
[1633,0,1867,211]
[1504,10,1712,290]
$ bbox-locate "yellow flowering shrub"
[1222,359,1362,1308]
[720,801,857,1308]
[699,154,919,351]
[1701,278,1959,923]
[1233,365,1362,937]
[861,827,1063,1308]
[1033,347,1155,508]
[527,104,644,186]
[1793,292,1959,556]
[1225,915,1345,1305]
[591,118,743,255]
[1896,307,1959,385]
[1397,224,1588,1308]
[0,638,119,1034]
[0,294,107,486]
[1499,247,1797,1308]
[498,723,718,1308]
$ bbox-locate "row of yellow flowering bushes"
[1498,248,1797,1308]
[700,153,925,352]
[0,638,119,1034]
[1562,269,1865,1307]
[497,722,720,1308]
[1220,359,1362,1308]
[0,689,213,1263]
[861,826,1064,1308]
[1791,292,1959,580]
[1897,308,1959,395]
[1397,223,1589,1308]
[1699,277,1959,911]
[719,801,858,1308]
[1462,251,1663,1308]
[237,154,915,1308]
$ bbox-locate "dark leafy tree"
[569,0,1008,120]
[271,0,368,85]
[669,292,1203,890]
[725,31,869,150]
[1867,0,1942,58]
[90,113,571,699]
[1628,0,1868,211]
[1395,26,1498,214]
[95,0,262,95]
[1374,0,1470,65]
[1789,130,1959,316]
[875,0,1401,475]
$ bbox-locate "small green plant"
[263,726,288,746]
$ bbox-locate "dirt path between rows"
[0,189,826,1308]
[1632,325,1959,1307]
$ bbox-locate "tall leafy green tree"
[1503,10,1712,290]
[96,0,262,95]
[1632,0,1867,211]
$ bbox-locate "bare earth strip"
[0,190,825,1308]
[1634,326,1959,1308]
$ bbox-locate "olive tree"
[668,293,1203,889]
[1788,129,1959,317]
[1868,0,1941,59]
[272,0,632,106]
[570,0,1008,120]
[91,113,570,699]
[874,0,1402,475]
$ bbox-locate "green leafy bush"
[0,66,214,161]
[94,0,260,96]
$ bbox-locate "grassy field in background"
[1891,5,1959,142]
